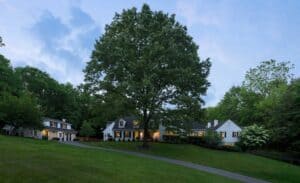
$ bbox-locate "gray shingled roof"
[42,117,72,125]
[112,116,142,130]
[207,122,225,130]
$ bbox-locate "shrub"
[52,137,60,141]
[203,130,222,147]
[187,136,205,145]
[238,124,270,151]
[73,138,79,141]
[163,135,181,143]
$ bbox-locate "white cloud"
[0,0,101,86]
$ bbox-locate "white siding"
[43,121,50,127]
[103,122,115,141]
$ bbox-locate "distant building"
[207,119,242,145]
[3,117,77,141]
[103,117,242,145]
[103,116,160,141]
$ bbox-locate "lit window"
[125,131,130,137]
[220,132,226,138]
[115,131,120,137]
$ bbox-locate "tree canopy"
[84,4,211,146]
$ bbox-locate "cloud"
[0,3,101,85]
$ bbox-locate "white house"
[102,117,242,145]
[3,118,77,141]
[208,119,242,145]
[103,121,115,141]
[103,116,160,142]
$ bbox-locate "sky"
[0,0,299,107]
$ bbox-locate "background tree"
[15,67,83,130]
[84,4,211,147]
[206,86,262,126]
[80,121,96,138]
[0,92,42,134]
[0,55,20,95]
[271,78,300,150]
[243,60,294,96]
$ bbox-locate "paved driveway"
[62,141,270,183]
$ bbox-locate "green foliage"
[243,59,294,96]
[16,66,85,130]
[84,4,211,144]
[205,86,262,126]
[206,60,298,151]
[203,130,222,146]
[238,124,270,150]
[0,54,20,95]
[80,121,96,137]
[271,78,300,149]
[0,92,42,131]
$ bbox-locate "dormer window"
[118,119,126,128]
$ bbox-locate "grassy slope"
[86,141,300,183]
[0,135,237,183]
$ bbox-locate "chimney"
[214,120,218,127]
[207,122,211,128]
[62,119,66,123]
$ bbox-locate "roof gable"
[215,119,241,131]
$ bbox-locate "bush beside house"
[237,124,270,151]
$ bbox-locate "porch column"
[121,131,124,140]
[130,131,133,141]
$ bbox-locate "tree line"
[0,54,90,133]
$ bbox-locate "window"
[119,119,126,128]
[115,131,121,138]
[125,131,130,137]
[232,132,239,137]
[62,124,67,129]
[220,132,226,138]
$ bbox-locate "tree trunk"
[142,111,149,148]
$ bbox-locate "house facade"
[103,117,242,144]
[103,117,160,141]
[208,119,242,145]
[23,118,77,141]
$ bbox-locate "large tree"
[84,4,211,147]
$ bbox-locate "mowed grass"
[86,141,300,183]
[0,135,238,183]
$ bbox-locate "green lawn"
[86,141,300,183]
[0,135,238,183]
